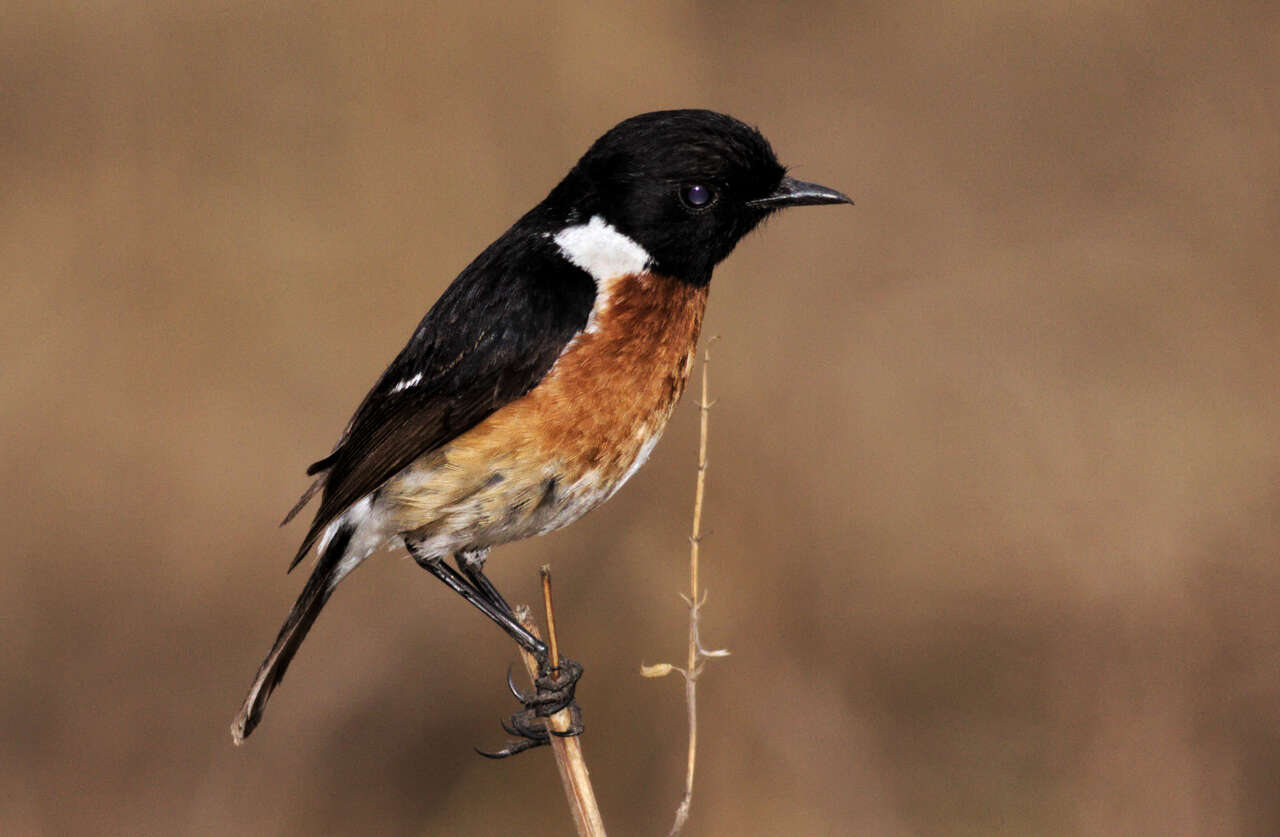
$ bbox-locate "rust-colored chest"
[515,271,708,476]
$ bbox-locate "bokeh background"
[4,1,1278,834]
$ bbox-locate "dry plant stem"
[512,570,606,837]
[541,567,560,670]
[667,342,724,837]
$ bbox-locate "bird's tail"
[231,523,354,744]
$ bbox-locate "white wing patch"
[390,372,423,394]
[551,215,652,336]
[552,215,651,285]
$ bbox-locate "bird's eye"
[680,184,716,210]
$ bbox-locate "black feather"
[231,523,354,743]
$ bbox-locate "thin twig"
[541,568,560,670]
[514,569,606,837]
[641,341,729,837]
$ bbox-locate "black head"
[543,109,851,285]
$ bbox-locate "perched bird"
[232,109,851,750]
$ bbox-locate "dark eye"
[680,184,716,209]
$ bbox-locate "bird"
[231,109,851,751]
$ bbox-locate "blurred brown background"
[3,1,1278,834]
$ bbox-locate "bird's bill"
[747,176,853,208]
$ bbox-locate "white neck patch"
[551,215,651,284]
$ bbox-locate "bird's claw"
[505,663,530,703]
[530,657,582,716]
[479,658,584,759]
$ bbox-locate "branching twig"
[514,568,607,837]
[641,341,730,837]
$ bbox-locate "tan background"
[4,1,1279,834]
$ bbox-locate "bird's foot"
[477,657,584,759]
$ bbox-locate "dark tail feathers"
[231,524,352,744]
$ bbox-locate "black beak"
[747,176,853,209]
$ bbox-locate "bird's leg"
[454,548,512,614]
[405,540,584,757]
[406,541,547,660]
[447,547,584,706]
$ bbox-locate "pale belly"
[386,413,667,557]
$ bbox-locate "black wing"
[287,225,595,569]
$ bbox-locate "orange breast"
[504,271,708,478]
[389,272,708,550]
